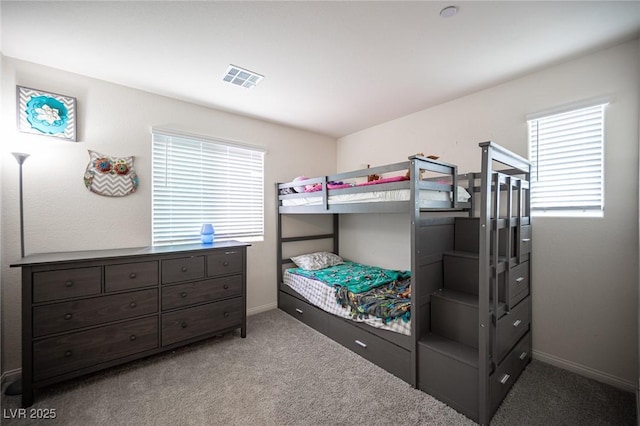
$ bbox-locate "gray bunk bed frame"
[276,141,531,425]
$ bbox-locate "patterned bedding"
[285,262,412,334]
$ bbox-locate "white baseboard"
[247,302,277,316]
[1,368,21,392]
[533,349,635,392]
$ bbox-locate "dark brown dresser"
[10,241,249,407]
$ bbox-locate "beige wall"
[0,57,336,377]
[338,39,639,390]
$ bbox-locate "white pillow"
[290,252,344,271]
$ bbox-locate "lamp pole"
[5,152,30,397]
[12,152,29,258]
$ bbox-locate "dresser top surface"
[10,241,250,268]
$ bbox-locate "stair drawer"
[161,297,243,346]
[496,297,530,362]
[162,275,243,310]
[33,316,158,382]
[327,314,411,383]
[33,289,158,337]
[279,291,327,334]
[519,225,532,256]
[490,332,531,413]
[506,262,529,308]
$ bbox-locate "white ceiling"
[2,1,639,138]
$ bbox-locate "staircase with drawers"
[418,166,532,424]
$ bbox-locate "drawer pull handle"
[513,319,522,327]
[181,267,188,272]
[515,277,525,283]
[64,313,73,320]
[130,335,137,341]
[130,302,137,308]
[223,284,229,290]
[355,340,367,348]
[500,374,511,385]
[519,351,528,360]
[181,322,188,329]
[64,280,74,288]
[129,273,137,279]
[64,350,73,358]
[295,308,303,314]
[225,251,238,255]
[223,312,229,317]
[521,238,531,243]
[223,261,229,267]
[180,292,188,298]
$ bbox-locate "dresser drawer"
[161,297,243,346]
[105,261,158,292]
[33,289,158,337]
[33,316,158,382]
[495,297,530,363]
[491,332,531,413]
[162,275,243,310]
[161,256,205,284]
[33,267,101,303]
[207,250,243,277]
[327,314,411,383]
[507,262,529,308]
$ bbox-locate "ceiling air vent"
[222,65,264,89]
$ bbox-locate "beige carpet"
[1,309,635,425]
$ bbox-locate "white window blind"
[528,103,606,214]
[152,131,265,246]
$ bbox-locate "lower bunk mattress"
[283,269,411,336]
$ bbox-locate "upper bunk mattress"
[283,269,411,336]
[281,186,471,207]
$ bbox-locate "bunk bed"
[276,142,532,425]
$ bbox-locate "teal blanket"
[288,261,411,294]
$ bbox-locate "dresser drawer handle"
[181,267,188,272]
[295,308,303,314]
[515,277,525,283]
[500,374,511,385]
[521,238,531,243]
[519,351,528,360]
[180,292,188,298]
[130,335,137,341]
[64,280,74,288]
[225,251,238,255]
[129,272,137,279]
[181,322,188,329]
[513,319,522,327]
[223,312,229,318]
[223,284,229,290]
[129,301,137,308]
[64,313,73,320]
[355,340,367,348]
[223,261,229,267]
[64,350,73,358]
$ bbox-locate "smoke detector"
[223,65,264,89]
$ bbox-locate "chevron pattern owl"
[84,150,139,197]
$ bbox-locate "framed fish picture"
[17,86,77,141]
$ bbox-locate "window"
[527,102,607,216]
[152,129,265,246]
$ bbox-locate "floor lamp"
[4,152,30,396]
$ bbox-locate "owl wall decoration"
[84,150,139,197]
